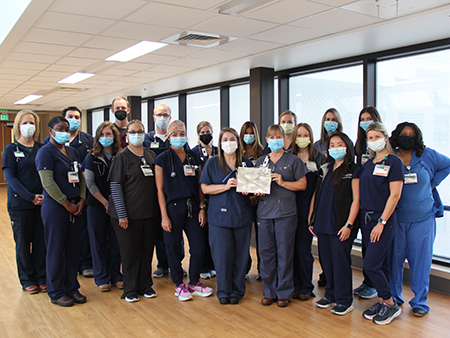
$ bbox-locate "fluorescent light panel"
[218,0,277,15]
[14,94,43,105]
[0,0,32,46]
[58,72,94,84]
[106,41,167,62]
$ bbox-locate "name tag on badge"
[404,173,418,184]
[14,151,24,158]
[306,160,317,172]
[373,164,390,177]
[361,154,371,165]
[150,142,159,149]
[141,165,154,176]
[184,164,195,176]
[68,171,79,183]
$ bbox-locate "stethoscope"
[199,146,217,162]
[169,147,198,178]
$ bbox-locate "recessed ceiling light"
[105,41,167,62]
[14,94,43,105]
[0,0,32,46]
[58,72,95,84]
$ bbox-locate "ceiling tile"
[68,47,115,59]
[0,60,49,71]
[55,57,100,68]
[152,45,202,58]
[45,64,84,73]
[243,0,330,24]
[0,67,40,76]
[100,22,180,41]
[114,63,155,72]
[192,15,278,38]
[48,0,147,19]
[82,36,141,51]
[290,8,379,33]
[34,11,116,35]
[22,28,94,47]
[191,49,248,62]
[309,0,358,6]
[5,52,61,64]
[13,42,76,56]
[154,0,225,10]
[165,57,218,68]
[147,64,194,75]
[99,68,140,77]
[249,25,327,45]
[215,38,283,55]
[124,2,216,29]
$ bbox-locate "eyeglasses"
[155,114,170,118]
[128,130,145,135]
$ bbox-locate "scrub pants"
[87,205,122,287]
[164,198,206,287]
[293,221,315,295]
[155,228,169,270]
[361,210,396,301]
[41,198,82,300]
[246,207,260,275]
[258,215,297,299]
[209,224,251,300]
[201,222,215,273]
[317,233,353,307]
[78,209,93,273]
[112,217,157,298]
[389,216,436,312]
[9,207,46,288]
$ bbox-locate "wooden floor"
[0,186,449,338]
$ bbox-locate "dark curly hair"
[389,122,425,157]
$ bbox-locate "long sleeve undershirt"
[110,181,127,220]
[38,169,86,204]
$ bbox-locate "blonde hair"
[154,103,172,115]
[266,124,284,138]
[279,110,297,125]
[366,122,394,156]
[196,121,213,145]
[13,110,40,141]
[111,96,129,108]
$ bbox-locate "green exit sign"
[0,114,8,120]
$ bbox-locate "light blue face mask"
[68,118,80,131]
[268,139,284,152]
[170,136,187,149]
[360,120,373,131]
[53,130,70,145]
[128,133,145,146]
[324,121,338,133]
[155,116,170,130]
[328,147,347,160]
[99,137,114,148]
[243,134,255,145]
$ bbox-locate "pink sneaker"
[175,284,192,301]
[188,282,213,297]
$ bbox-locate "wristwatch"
[200,205,207,211]
[378,218,387,225]
[345,222,353,230]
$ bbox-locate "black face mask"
[199,134,213,145]
[115,110,127,121]
[397,135,416,150]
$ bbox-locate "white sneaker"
[200,272,211,279]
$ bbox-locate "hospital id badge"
[404,173,418,184]
[184,164,195,176]
[14,151,24,158]
[68,171,79,183]
[373,164,390,177]
[150,142,159,149]
[306,160,318,172]
[141,165,154,176]
[361,154,371,165]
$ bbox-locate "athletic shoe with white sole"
[143,287,157,298]
[373,302,401,325]
[331,304,354,316]
[358,286,378,299]
[363,302,383,320]
[188,282,213,297]
[175,284,193,301]
[315,297,336,309]
[125,296,139,303]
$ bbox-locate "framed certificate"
[236,167,271,194]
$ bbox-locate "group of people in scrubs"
[4,102,450,323]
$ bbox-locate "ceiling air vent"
[163,31,236,48]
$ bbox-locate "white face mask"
[221,141,238,155]
[20,124,36,138]
[368,138,386,152]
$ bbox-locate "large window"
[91,108,104,136]
[141,100,148,132]
[229,84,249,133]
[377,49,450,261]
[289,65,364,144]
[186,90,220,146]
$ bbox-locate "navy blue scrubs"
[153,148,205,286]
[35,143,84,301]
[355,154,403,300]
[255,152,307,299]
[2,141,45,289]
[200,156,253,300]
[83,153,122,287]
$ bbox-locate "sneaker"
[199,272,211,279]
[175,284,193,301]
[373,302,401,325]
[363,302,383,320]
[81,269,94,278]
[188,282,213,297]
[315,297,336,309]
[210,270,216,278]
[143,287,157,298]
[125,296,139,303]
[353,283,367,295]
[358,286,378,299]
[153,268,168,278]
[331,304,354,316]
[412,308,427,317]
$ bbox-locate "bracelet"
[345,222,353,230]
[200,205,207,210]
[378,218,387,225]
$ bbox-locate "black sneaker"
[373,302,401,325]
[331,304,354,316]
[363,302,383,320]
[143,287,157,298]
[315,297,336,309]
[412,308,427,317]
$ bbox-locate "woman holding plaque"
[200,127,253,305]
[256,124,307,308]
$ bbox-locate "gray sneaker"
[363,302,383,320]
[153,268,168,278]
[353,283,367,295]
[373,302,401,325]
[358,286,378,299]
